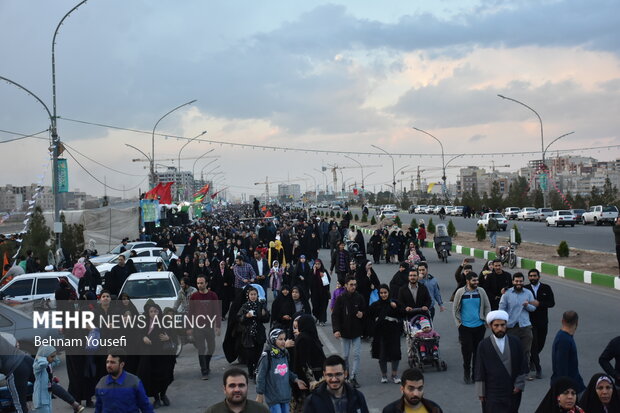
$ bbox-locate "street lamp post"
[191,149,216,187]
[497,94,548,206]
[304,173,318,203]
[543,132,575,162]
[176,130,207,200]
[314,168,328,195]
[151,99,197,188]
[412,127,448,203]
[344,155,365,203]
[371,144,396,202]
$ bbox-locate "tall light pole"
[176,130,207,200]
[191,149,216,187]
[344,155,365,203]
[314,168,328,195]
[371,144,396,202]
[151,99,196,188]
[497,94,548,206]
[304,173,318,203]
[412,127,448,203]
[543,132,575,164]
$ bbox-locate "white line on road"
[317,323,339,355]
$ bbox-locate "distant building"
[0,184,54,212]
[278,184,301,200]
[155,167,194,200]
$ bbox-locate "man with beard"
[475,310,527,413]
[303,355,369,413]
[480,259,511,310]
[207,368,269,413]
[524,268,555,380]
[499,272,538,375]
[95,350,153,413]
[397,268,432,319]
[105,254,130,297]
[382,368,443,413]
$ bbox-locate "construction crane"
[325,164,381,195]
[131,156,218,163]
[253,177,306,204]
[490,161,510,172]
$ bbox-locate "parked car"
[92,247,163,267]
[90,241,157,264]
[381,210,397,219]
[330,204,341,211]
[0,303,64,356]
[433,205,446,214]
[408,205,417,213]
[546,210,576,227]
[415,205,427,214]
[451,206,464,216]
[536,208,554,222]
[570,209,586,223]
[517,207,538,221]
[0,272,78,303]
[445,206,455,215]
[477,213,508,231]
[581,205,619,225]
[97,256,167,278]
[118,271,181,312]
[382,204,399,212]
[424,205,436,214]
[504,207,521,219]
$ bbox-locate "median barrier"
[355,225,620,291]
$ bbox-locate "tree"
[394,216,402,228]
[21,206,52,266]
[361,213,368,223]
[370,215,377,225]
[410,217,418,230]
[488,181,503,211]
[447,219,457,237]
[481,192,490,210]
[564,191,575,209]
[470,184,482,211]
[427,218,436,234]
[60,214,85,266]
[573,193,587,209]
[602,177,618,205]
[354,214,359,221]
[366,192,376,205]
[557,240,569,257]
[590,185,603,206]
[506,176,529,207]
[476,224,486,241]
[548,190,564,210]
[530,189,544,208]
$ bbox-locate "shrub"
[427,218,436,234]
[394,216,402,228]
[512,224,522,245]
[476,224,487,241]
[370,215,377,225]
[557,240,569,257]
[330,210,335,217]
[336,211,341,219]
[447,219,457,237]
[354,214,359,221]
[410,217,418,229]
[361,213,368,223]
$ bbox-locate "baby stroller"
[345,240,366,266]
[404,313,447,373]
[433,224,452,263]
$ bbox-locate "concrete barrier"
[355,225,620,291]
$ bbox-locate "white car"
[451,206,464,216]
[92,247,163,267]
[383,204,398,212]
[433,205,446,214]
[119,271,181,312]
[381,210,397,219]
[504,207,521,219]
[330,204,341,211]
[445,206,455,214]
[536,208,554,222]
[415,205,427,213]
[0,272,79,302]
[97,256,167,278]
[477,213,508,231]
[517,207,538,221]
[424,205,436,214]
[90,241,158,264]
[546,210,576,227]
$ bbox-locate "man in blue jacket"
[303,355,369,413]
[95,350,153,413]
[551,310,586,393]
[417,262,445,320]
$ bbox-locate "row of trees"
[354,176,619,212]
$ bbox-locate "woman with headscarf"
[168,258,182,281]
[268,240,286,268]
[369,230,383,264]
[290,285,312,318]
[397,230,407,262]
[32,345,60,413]
[269,260,284,298]
[309,259,331,326]
[137,300,175,408]
[290,314,326,412]
[387,231,400,264]
[237,286,270,379]
[117,292,139,316]
[535,377,586,413]
[368,284,403,384]
[293,255,312,297]
[271,285,296,334]
[579,373,620,413]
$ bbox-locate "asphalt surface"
[344,207,617,253]
[54,246,620,412]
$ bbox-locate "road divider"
[355,225,620,291]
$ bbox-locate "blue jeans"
[269,403,289,413]
[489,231,497,247]
[341,337,361,378]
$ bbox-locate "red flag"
[1,252,8,276]
[193,183,210,197]
[158,182,174,204]
[144,183,161,200]
[265,210,272,217]
[353,188,359,195]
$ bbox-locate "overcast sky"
[1,0,619,199]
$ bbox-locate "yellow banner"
[427,182,435,194]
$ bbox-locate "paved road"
[54,247,620,412]
[342,207,616,253]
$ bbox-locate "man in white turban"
[475,310,528,412]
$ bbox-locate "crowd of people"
[0,203,619,412]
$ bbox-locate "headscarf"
[36,345,56,359]
[72,262,86,279]
[535,377,584,413]
[579,373,620,413]
[295,314,322,348]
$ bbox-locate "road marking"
[317,323,339,355]
[584,271,592,284]
[558,265,565,277]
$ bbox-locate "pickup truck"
[581,205,619,225]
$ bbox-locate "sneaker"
[381,377,388,383]
[536,370,542,380]
[350,377,360,388]
[392,376,401,384]
[464,373,472,385]
[201,374,209,380]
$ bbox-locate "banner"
[57,159,69,193]
[140,199,160,223]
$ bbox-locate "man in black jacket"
[332,277,365,388]
[599,335,620,383]
[250,251,269,299]
[397,268,432,318]
[303,355,369,413]
[481,259,511,310]
[525,268,555,379]
[105,254,131,297]
[382,368,443,413]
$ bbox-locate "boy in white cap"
[475,310,528,413]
